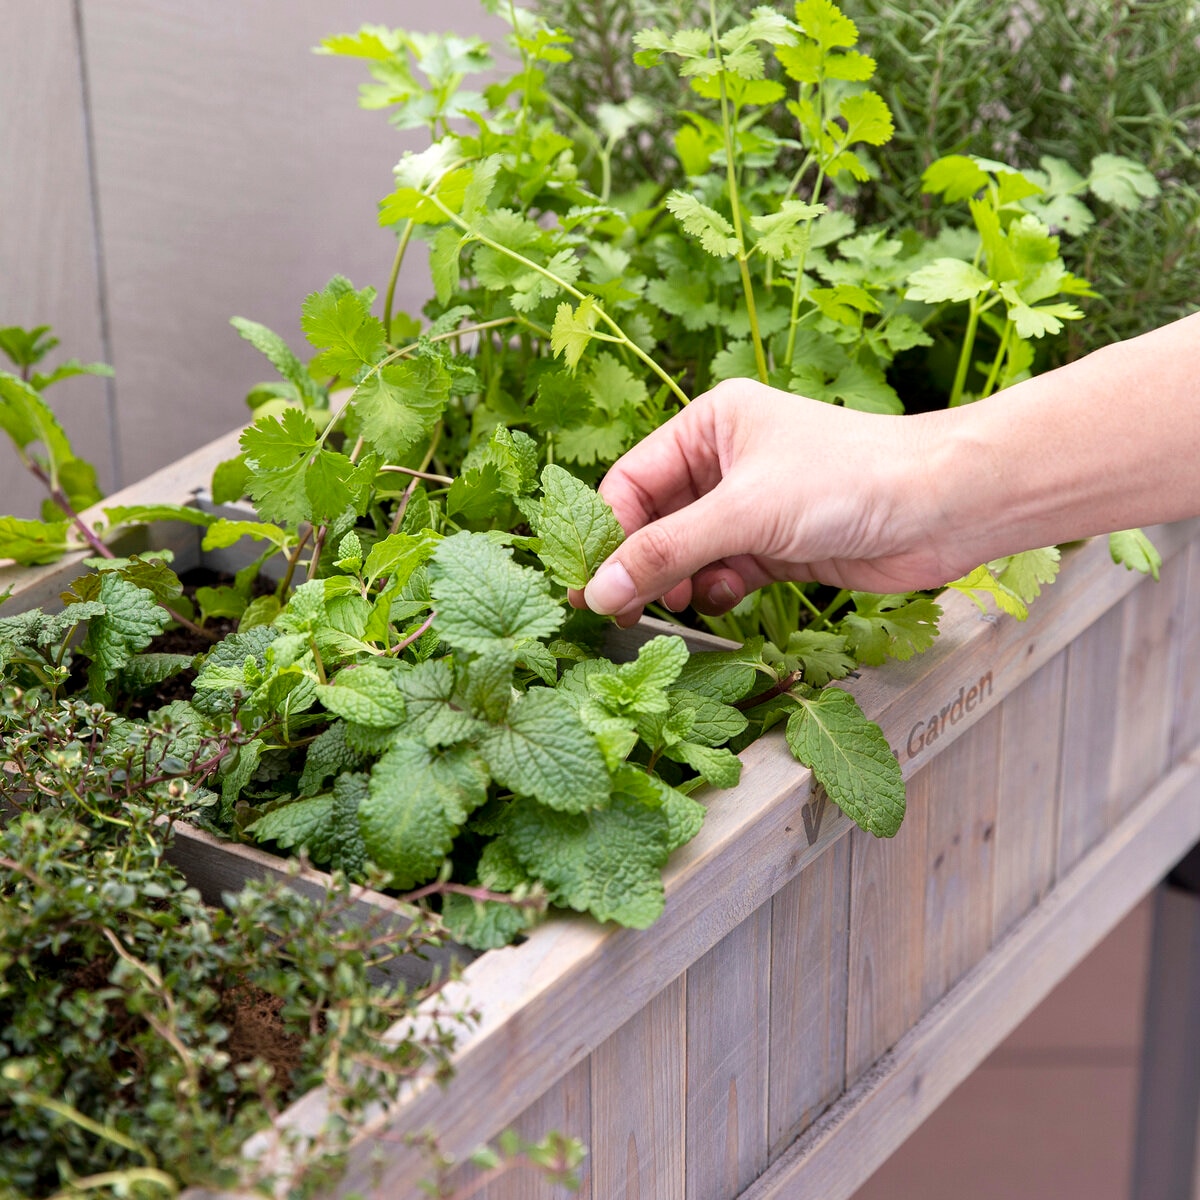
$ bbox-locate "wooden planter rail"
[4,428,1199,1200]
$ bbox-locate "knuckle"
[632,521,681,581]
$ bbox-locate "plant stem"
[732,668,803,711]
[26,1092,159,1164]
[277,527,311,597]
[815,587,851,627]
[949,298,982,407]
[378,465,455,485]
[385,611,436,657]
[710,0,768,384]
[382,220,416,340]
[980,317,1013,398]
[47,1168,178,1198]
[306,525,328,582]
[788,580,826,625]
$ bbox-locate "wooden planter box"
[5,430,1200,1200]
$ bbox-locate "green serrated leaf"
[352,356,451,459]
[430,532,563,654]
[665,192,739,258]
[301,280,385,378]
[480,687,609,812]
[359,739,489,889]
[0,516,70,565]
[315,664,407,728]
[79,573,170,682]
[532,465,625,589]
[785,688,904,837]
[247,795,336,860]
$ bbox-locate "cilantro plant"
[0,0,1174,971]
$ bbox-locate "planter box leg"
[1131,844,1200,1200]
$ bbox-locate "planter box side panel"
[1170,537,1200,762]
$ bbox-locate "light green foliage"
[948,564,1029,620]
[247,795,337,860]
[353,356,451,459]
[315,664,407,727]
[784,687,904,837]
[532,464,625,588]
[1109,528,1162,580]
[841,592,941,667]
[988,547,1061,603]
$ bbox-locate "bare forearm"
[920,310,1200,570]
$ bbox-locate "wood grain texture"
[766,831,850,1160]
[78,0,505,492]
[1058,552,1189,872]
[844,783,929,1085]
[685,906,772,1200]
[590,976,686,1200]
[448,1060,592,1200]
[920,706,1002,1009]
[739,751,1200,1200]
[1171,541,1200,761]
[0,0,116,515]
[991,652,1067,938]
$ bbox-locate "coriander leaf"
[429,531,563,654]
[531,465,625,589]
[315,664,407,728]
[1087,154,1160,209]
[1109,528,1162,580]
[301,280,385,378]
[550,295,601,370]
[906,258,992,305]
[785,687,904,837]
[352,356,451,459]
[838,91,893,147]
[988,546,1061,603]
[948,565,1028,619]
[359,739,489,889]
[922,155,989,202]
[479,687,610,812]
[785,629,855,687]
[665,192,739,258]
[840,593,942,666]
[794,0,860,51]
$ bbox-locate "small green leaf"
[247,796,336,860]
[316,665,407,728]
[1087,154,1160,210]
[352,356,451,460]
[907,259,993,305]
[948,565,1028,620]
[1109,528,1162,580]
[550,296,601,370]
[0,516,70,564]
[301,279,385,379]
[665,192,739,258]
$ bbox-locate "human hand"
[571,378,968,627]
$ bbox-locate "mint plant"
[0,0,1175,966]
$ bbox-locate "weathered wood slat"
[844,784,929,1085]
[590,976,686,1200]
[920,706,1002,1009]
[766,831,850,1160]
[1171,541,1200,763]
[738,749,1200,1200]
[166,823,467,989]
[1058,554,1190,872]
[991,651,1068,938]
[685,907,772,1200]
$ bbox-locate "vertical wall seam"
[71,0,124,489]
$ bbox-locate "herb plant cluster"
[1,2,1173,953]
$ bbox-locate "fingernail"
[708,580,737,610]
[584,560,637,615]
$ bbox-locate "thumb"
[583,486,744,615]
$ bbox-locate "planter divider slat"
[765,832,851,1160]
[739,746,1200,1200]
[991,650,1069,939]
[684,905,773,1200]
